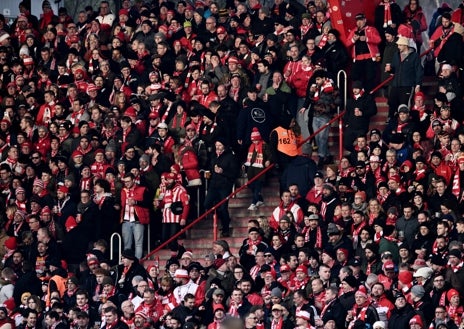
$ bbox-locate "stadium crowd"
[1,0,464,329]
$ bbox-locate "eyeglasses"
[264,254,273,257]
[31,156,40,159]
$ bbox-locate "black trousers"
[351,59,378,92]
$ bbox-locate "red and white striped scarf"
[381,1,393,28]
[452,171,463,200]
[245,141,264,168]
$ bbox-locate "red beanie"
[398,270,413,284]
[5,237,17,250]
[251,127,262,141]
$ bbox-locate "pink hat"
[33,178,45,189]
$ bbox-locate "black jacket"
[388,304,416,329]
[322,298,347,329]
[208,148,239,190]
[344,93,377,132]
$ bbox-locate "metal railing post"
[110,233,122,261]
[337,70,347,163]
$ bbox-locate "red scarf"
[348,302,370,329]
[228,301,241,317]
[446,305,463,324]
[245,141,264,168]
[271,318,283,329]
[352,221,367,249]
[318,33,329,48]
[247,237,263,253]
[171,112,188,130]
[202,122,217,136]
[381,2,393,28]
[377,191,390,205]
[396,122,407,133]
[449,261,464,273]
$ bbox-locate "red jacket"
[34,134,51,157]
[179,147,201,184]
[36,102,56,125]
[120,185,150,224]
[346,25,382,61]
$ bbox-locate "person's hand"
[180,219,186,226]
[299,107,306,114]
[354,108,362,116]
[352,34,360,41]
[211,56,219,68]
[359,35,366,42]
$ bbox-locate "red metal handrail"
[141,63,427,262]
[141,110,348,262]
[369,75,394,95]
[298,111,347,147]
[141,163,276,261]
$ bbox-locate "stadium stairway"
[144,77,438,268]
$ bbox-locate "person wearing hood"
[385,36,423,122]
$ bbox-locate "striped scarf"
[245,141,264,168]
